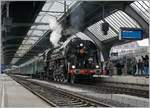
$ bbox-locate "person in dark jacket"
[142,55,149,77]
[115,62,122,75]
[137,59,144,76]
[132,59,137,75]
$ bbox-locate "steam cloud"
[63,5,85,37]
[70,5,84,32]
[49,17,62,47]
[49,5,85,47]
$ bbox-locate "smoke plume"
[49,17,62,47]
[70,5,84,32]
[62,5,85,38]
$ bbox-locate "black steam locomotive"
[44,37,101,83]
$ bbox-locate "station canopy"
[88,10,141,41]
[9,1,149,65]
[11,1,76,64]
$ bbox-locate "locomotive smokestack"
[49,17,62,48]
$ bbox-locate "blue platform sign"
[119,28,143,40]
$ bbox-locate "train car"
[44,37,101,83]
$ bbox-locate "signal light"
[101,22,109,35]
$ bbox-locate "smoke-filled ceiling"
[2,1,149,66]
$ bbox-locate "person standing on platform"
[105,60,109,75]
[137,59,144,76]
[142,55,149,77]
[132,59,137,76]
[106,58,114,76]
[115,61,122,75]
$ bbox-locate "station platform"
[0,74,51,108]
[95,75,149,85]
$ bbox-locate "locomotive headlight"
[80,43,83,47]
[72,65,76,69]
[96,65,99,69]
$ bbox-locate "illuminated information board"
[119,28,143,40]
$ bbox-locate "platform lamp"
[101,6,109,35]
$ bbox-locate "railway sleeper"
[72,103,91,107]
[70,99,96,107]
[70,99,82,102]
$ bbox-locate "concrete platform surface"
[0,74,51,108]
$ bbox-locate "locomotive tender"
[44,36,101,83]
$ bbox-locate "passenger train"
[44,37,101,83]
[6,36,101,83]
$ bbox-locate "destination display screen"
[119,28,143,40]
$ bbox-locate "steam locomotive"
[44,37,101,83]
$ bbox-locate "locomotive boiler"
[44,37,101,83]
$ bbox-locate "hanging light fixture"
[101,6,109,35]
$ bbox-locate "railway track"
[99,84,149,98]
[72,82,149,98]
[40,79,148,99]
[11,76,112,107]
[35,78,148,99]
[11,74,149,98]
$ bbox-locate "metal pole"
[64,1,67,14]
[6,2,9,18]
[148,1,150,75]
[102,6,104,20]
